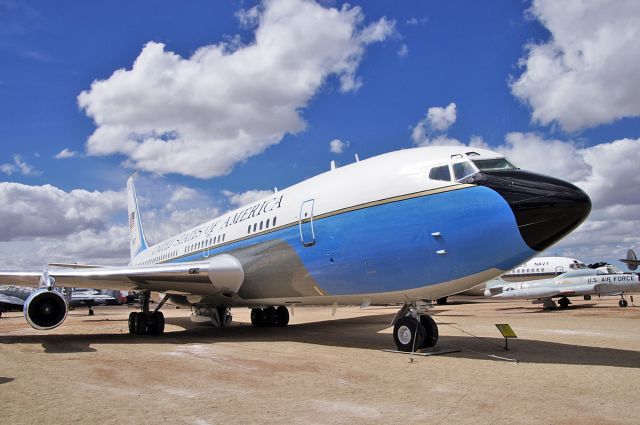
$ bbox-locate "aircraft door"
[555,266,564,275]
[299,199,316,247]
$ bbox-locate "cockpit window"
[472,158,518,171]
[452,161,476,180]
[429,165,451,181]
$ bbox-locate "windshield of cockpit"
[427,154,518,183]
[596,265,622,275]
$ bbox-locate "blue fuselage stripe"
[169,186,534,295]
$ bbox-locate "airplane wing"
[0,293,25,308]
[0,254,244,297]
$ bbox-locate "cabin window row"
[184,234,226,254]
[142,250,178,265]
[247,216,278,235]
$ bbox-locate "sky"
[1,0,639,269]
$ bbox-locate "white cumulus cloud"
[78,0,395,179]
[0,155,40,176]
[54,148,78,159]
[510,0,640,131]
[0,182,125,241]
[329,138,349,154]
[223,189,274,208]
[411,103,459,146]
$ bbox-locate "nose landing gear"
[392,302,439,352]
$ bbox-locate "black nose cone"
[461,170,591,251]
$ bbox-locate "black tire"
[128,312,136,334]
[419,315,439,348]
[152,311,165,335]
[88,308,94,316]
[275,306,289,327]
[264,307,277,327]
[135,313,149,335]
[436,297,448,305]
[393,317,425,352]
[558,297,571,308]
[250,308,265,327]
[584,295,591,301]
[621,299,628,308]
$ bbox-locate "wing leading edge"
[0,254,244,297]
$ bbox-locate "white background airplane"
[452,256,588,298]
[485,265,640,309]
[0,146,591,351]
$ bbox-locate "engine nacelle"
[24,289,68,330]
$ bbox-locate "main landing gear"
[128,290,167,335]
[618,295,629,308]
[392,302,439,352]
[558,297,572,309]
[250,306,289,327]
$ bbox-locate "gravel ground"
[1,296,639,425]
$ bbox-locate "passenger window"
[429,165,451,181]
[266,218,270,228]
[248,225,251,234]
[253,223,257,232]
[260,221,263,230]
[273,217,277,226]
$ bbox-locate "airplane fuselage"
[129,147,588,306]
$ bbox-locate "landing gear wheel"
[128,312,136,334]
[251,308,267,327]
[264,307,277,327]
[419,315,439,348]
[584,295,592,301]
[436,297,448,305]
[134,312,149,335]
[619,299,628,308]
[393,317,425,352]
[275,306,289,327]
[558,297,571,308]
[88,308,94,316]
[151,311,165,335]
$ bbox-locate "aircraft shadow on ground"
[1,313,639,368]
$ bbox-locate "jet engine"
[24,289,68,330]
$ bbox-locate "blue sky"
[1,0,639,267]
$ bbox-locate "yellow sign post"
[495,324,517,351]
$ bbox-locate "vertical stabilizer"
[627,249,638,271]
[127,172,149,262]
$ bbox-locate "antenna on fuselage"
[330,160,336,170]
[355,154,360,162]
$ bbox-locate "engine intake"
[24,289,68,330]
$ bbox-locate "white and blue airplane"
[0,146,591,351]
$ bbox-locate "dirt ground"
[1,296,639,425]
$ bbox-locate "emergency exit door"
[299,199,315,247]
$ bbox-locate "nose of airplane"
[461,170,591,252]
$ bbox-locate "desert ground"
[1,296,639,425]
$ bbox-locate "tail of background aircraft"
[622,249,638,271]
[127,172,149,262]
